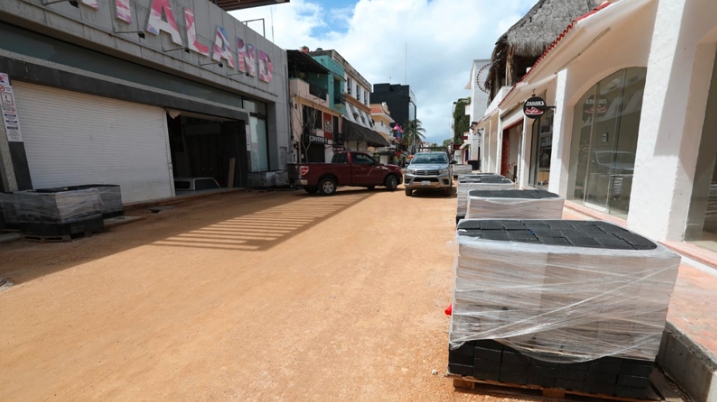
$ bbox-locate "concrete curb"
[658,321,717,402]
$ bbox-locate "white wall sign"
[0,76,22,142]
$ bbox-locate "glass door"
[529,110,553,189]
[567,68,646,217]
[583,70,624,213]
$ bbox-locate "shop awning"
[498,0,653,110]
[342,118,390,147]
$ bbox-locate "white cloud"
[232,0,535,144]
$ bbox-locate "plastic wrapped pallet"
[0,193,19,226]
[466,189,564,220]
[12,188,102,224]
[456,176,514,218]
[71,185,123,218]
[450,219,680,364]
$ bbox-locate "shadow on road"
[150,189,374,252]
[0,188,376,285]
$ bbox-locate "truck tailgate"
[287,164,301,180]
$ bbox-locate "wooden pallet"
[23,230,95,243]
[448,370,682,402]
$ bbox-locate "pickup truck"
[288,152,403,195]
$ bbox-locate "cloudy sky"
[232,0,536,144]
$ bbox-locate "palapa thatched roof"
[486,0,602,100]
[502,0,601,57]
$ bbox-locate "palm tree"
[402,119,426,153]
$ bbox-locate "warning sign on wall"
[0,73,23,142]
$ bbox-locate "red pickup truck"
[288,152,403,195]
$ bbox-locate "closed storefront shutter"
[13,82,173,203]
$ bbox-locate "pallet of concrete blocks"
[70,185,124,218]
[448,219,680,399]
[456,175,514,224]
[466,189,564,220]
[0,192,19,229]
[10,187,105,239]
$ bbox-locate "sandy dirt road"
[0,187,532,401]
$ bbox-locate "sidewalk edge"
[658,321,717,402]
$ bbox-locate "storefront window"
[244,99,269,172]
[685,58,717,251]
[567,67,647,219]
[529,109,553,188]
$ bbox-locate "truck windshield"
[411,154,448,164]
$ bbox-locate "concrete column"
[495,127,503,176]
[0,122,18,191]
[548,70,570,196]
[628,0,717,241]
[480,120,490,172]
[519,116,531,189]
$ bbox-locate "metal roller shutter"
[13,82,173,203]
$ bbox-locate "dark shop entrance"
[166,111,247,194]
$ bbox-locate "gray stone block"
[658,322,717,402]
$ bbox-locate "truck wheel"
[405,188,412,197]
[304,186,318,194]
[385,175,399,192]
[318,177,337,195]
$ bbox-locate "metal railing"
[334,94,346,105]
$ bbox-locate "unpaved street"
[0,188,526,401]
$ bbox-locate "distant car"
[288,151,403,195]
[404,152,453,196]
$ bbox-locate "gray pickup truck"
[404,152,454,197]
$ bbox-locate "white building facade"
[463,59,491,164]
[477,0,717,254]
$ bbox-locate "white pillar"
[628,0,717,241]
[548,70,570,196]
[519,116,531,189]
[495,127,503,176]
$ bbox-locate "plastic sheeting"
[457,180,515,217]
[450,224,680,363]
[72,185,123,216]
[466,191,565,220]
[3,188,102,224]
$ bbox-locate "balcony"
[290,78,328,106]
[334,93,346,105]
[212,0,291,12]
[309,83,328,101]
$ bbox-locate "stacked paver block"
[449,219,681,398]
[466,189,564,220]
[456,176,514,224]
[71,185,123,218]
[9,188,104,237]
[0,193,19,229]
